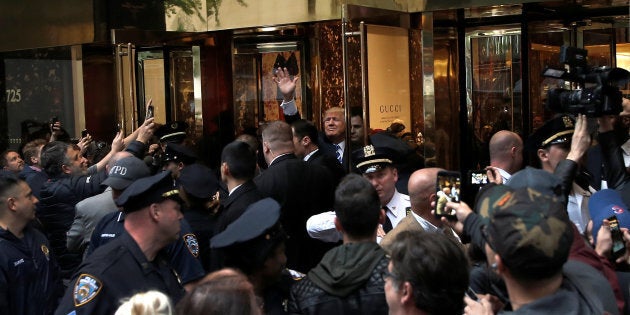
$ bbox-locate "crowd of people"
[0,66,630,315]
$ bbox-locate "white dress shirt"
[384,190,411,229]
[306,190,410,244]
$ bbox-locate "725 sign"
[5,89,22,103]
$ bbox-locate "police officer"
[0,175,62,314]
[155,121,189,144]
[55,171,186,315]
[86,165,205,291]
[161,143,198,180]
[527,114,592,234]
[211,198,295,315]
[148,121,189,172]
[178,163,221,272]
[306,145,411,243]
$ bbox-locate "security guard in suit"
[55,171,186,315]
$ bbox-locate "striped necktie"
[335,144,342,164]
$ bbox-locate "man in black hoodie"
[288,174,389,314]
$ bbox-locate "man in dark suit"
[291,119,345,186]
[217,140,264,231]
[254,120,336,273]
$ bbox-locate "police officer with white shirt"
[307,145,410,243]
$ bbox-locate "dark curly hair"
[389,230,470,315]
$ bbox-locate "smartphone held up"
[435,171,461,220]
[608,215,626,260]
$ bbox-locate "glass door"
[465,27,522,168]
[231,36,305,135]
[114,37,202,143]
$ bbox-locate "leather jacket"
[288,250,388,315]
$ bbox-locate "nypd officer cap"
[155,121,188,143]
[115,170,182,212]
[211,198,282,249]
[178,164,219,199]
[162,143,197,165]
[527,115,574,152]
[352,144,397,174]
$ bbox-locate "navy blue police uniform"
[0,225,62,314]
[55,171,187,315]
[87,210,205,285]
[212,198,298,315]
[55,232,185,315]
[178,163,221,272]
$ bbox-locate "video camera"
[542,45,630,117]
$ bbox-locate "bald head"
[489,130,523,174]
[408,168,442,216]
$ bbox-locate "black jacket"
[288,243,389,315]
[597,131,629,190]
[254,153,336,273]
[18,166,48,200]
[306,149,346,187]
[0,226,62,315]
[87,211,205,285]
[37,170,108,279]
[55,232,185,315]
[217,180,265,231]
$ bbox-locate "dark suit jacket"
[217,180,265,231]
[254,153,336,272]
[319,134,350,172]
[284,110,349,172]
[307,149,346,187]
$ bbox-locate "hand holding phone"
[435,171,461,220]
[146,98,154,120]
[608,215,626,260]
[49,116,59,130]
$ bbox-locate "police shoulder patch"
[183,233,199,257]
[73,273,102,307]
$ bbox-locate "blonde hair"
[115,291,173,315]
[325,107,345,117]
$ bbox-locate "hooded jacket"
[288,242,388,315]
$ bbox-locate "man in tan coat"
[380,167,461,252]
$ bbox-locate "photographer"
[590,97,630,191]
